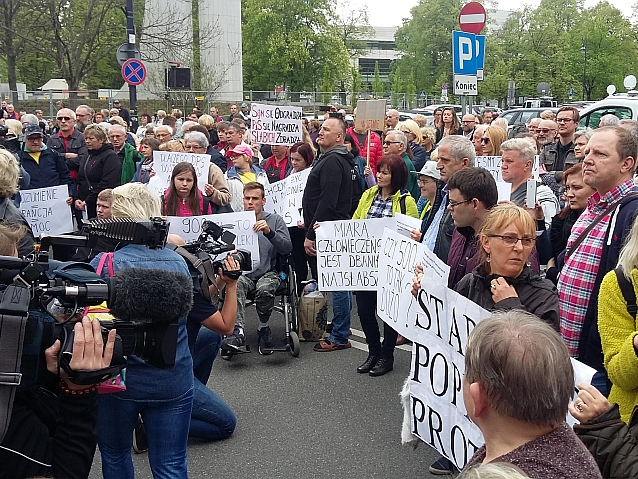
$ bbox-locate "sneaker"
[133,415,148,454]
[257,326,274,355]
[221,327,245,352]
[428,456,458,475]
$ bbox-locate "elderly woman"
[132,138,160,184]
[135,113,153,140]
[75,124,121,220]
[400,119,427,171]
[573,129,593,162]
[0,149,35,255]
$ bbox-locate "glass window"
[501,111,518,125]
[579,106,632,129]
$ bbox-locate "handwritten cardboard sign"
[147,151,210,197]
[249,103,303,145]
[355,99,387,131]
[263,168,311,226]
[20,185,73,236]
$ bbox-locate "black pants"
[289,226,315,294]
[355,290,397,359]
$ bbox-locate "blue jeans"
[327,291,352,344]
[190,328,237,439]
[98,388,193,479]
[591,370,610,397]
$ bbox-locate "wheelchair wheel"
[289,330,300,357]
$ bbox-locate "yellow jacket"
[352,187,418,220]
[598,268,638,423]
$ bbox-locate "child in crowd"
[163,162,213,216]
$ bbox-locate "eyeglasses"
[383,141,402,146]
[186,145,205,151]
[480,137,490,144]
[462,120,474,124]
[448,199,471,209]
[556,118,574,123]
[489,234,536,247]
[56,116,71,121]
[418,178,434,185]
[537,128,556,134]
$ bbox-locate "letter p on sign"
[452,31,477,75]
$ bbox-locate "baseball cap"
[114,100,121,104]
[241,102,248,108]
[24,123,44,138]
[227,144,253,157]
[418,160,440,180]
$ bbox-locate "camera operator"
[0,224,117,479]
[89,183,195,479]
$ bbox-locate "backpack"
[350,163,363,216]
[614,267,637,320]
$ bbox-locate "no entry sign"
[122,59,147,86]
[458,2,486,34]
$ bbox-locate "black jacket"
[76,143,121,206]
[435,127,463,144]
[539,139,576,173]
[206,145,227,173]
[302,145,354,241]
[550,209,582,259]
[455,264,560,330]
[47,128,88,175]
[0,196,35,257]
[0,379,98,479]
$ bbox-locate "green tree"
[350,66,362,109]
[320,65,334,104]
[390,69,402,108]
[372,61,384,98]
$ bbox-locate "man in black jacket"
[302,117,355,352]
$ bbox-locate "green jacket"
[352,186,418,219]
[401,152,420,200]
[121,142,141,184]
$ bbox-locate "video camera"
[0,217,190,393]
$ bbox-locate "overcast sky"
[345,0,633,29]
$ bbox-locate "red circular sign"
[458,2,486,34]
[121,59,147,86]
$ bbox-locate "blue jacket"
[18,145,73,196]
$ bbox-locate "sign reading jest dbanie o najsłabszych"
[249,103,303,146]
[19,185,73,236]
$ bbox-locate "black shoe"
[428,456,459,475]
[369,357,393,377]
[257,326,274,355]
[357,355,379,374]
[133,415,148,454]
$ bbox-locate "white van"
[524,97,558,108]
[577,93,638,129]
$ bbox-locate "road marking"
[349,327,412,353]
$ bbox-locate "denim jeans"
[327,290,352,344]
[190,328,237,440]
[98,388,193,479]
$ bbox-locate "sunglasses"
[56,116,72,121]
[480,137,490,144]
[537,128,556,134]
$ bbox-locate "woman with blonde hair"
[399,119,427,170]
[0,149,35,255]
[481,126,508,156]
[160,139,187,152]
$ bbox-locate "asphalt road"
[89,301,449,478]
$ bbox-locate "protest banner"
[496,181,510,202]
[354,99,386,132]
[476,155,540,185]
[315,218,394,291]
[249,103,303,145]
[19,185,73,236]
[264,168,311,226]
[377,228,450,337]
[394,213,421,238]
[167,211,260,270]
[147,151,210,197]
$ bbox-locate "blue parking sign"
[453,31,477,75]
[474,35,485,70]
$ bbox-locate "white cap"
[418,160,441,180]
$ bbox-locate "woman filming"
[345,154,417,374]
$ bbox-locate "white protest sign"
[476,155,540,184]
[148,151,210,197]
[394,213,421,238]
[19,185,73,237]
[167,211,260,270]
[567,358,597,427]
[377,228,450,337]
[316,218,394,291]
[249,103,303,145]
[496,181,510,202]
[263,168,311,226]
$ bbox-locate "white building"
[355,26,399,88]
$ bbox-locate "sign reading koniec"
[249,103,303,146]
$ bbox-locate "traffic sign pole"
[126,0,138,132]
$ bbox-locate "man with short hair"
[347,107,383,173]
[536,119,558,148]
[21,114,38,126]
[224,122,247,169]
[96,189,112,220]
[558,126,638,391]
[209,106,222,122]
[47,108,88,183]
[154,125,173,144]
[461,114,475,139]
[539,106,578,173]
[5,103,19,120]
[222,182,292,355]
[385,109,399,130]
[75,105,94,132]
[463,311,602,478]
[527,117,542,136]
[501,138,558,229]
[599,113,620,127]
[239,102,250,125]
[472,124,487,156]
[109,124,140,184]
[419,136,475,261]
[446,167,497,287]
[481,109,492,125]
[113,100,129,125]
[382,130,419,199]
[227,104,238,122]
[302,117,355,352]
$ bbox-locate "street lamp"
[581,39,587,101]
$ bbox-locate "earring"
[486,254,491,263]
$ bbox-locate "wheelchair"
[220,254,300,359]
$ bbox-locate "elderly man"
[471,124,487,157]
[385,109,399,130]
[155,125,173,145]
[461,114,476,139]
[527,117,542,137]
[224,122,247,170]
[539,106,578,174]
[599,113,620,127]
[184,131,231,209]
[382,129,419,199]
[47,108,88,183]
[536,119,557,148]
[209,106,222,123]
[75,105,94,133]
[462,311,601,478]
[481,109,492,125]
[108,124,141,184]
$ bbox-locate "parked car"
[496,108,559,128]
[577,93,638,129]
